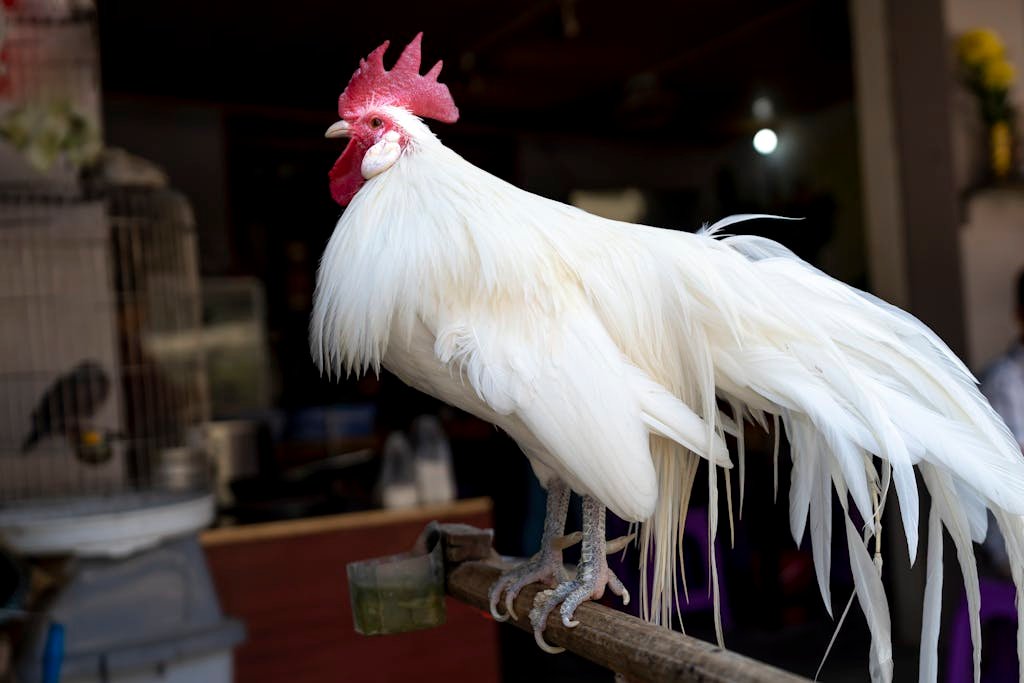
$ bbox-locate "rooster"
[312,34,1024,682]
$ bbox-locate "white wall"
[944,0,1024,369]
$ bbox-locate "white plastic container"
[0,491,214,558]
[412,416,456,505]
[379,432,419,509]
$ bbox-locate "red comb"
[338,33,459,124]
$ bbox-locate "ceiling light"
[753,128,778,155]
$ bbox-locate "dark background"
[98,0,864,408]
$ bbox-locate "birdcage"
[0,164,211,501]
[0,166,217,563]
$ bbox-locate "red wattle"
[329,140,366,206]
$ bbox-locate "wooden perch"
[435,524,809,683]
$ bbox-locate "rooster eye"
[370,117,383,129]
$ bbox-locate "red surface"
[204,508,500,683]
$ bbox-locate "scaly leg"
[528,495,629,653]
[488,479,574,621]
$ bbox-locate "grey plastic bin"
[18,535,245,683]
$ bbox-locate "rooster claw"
[488,547,568,622]
[605,533,637,555]
[533,618,566,654]
[527,561,628,654]
[488,582,511,622]
[551,531,583,550]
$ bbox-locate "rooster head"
[326,33,459,206]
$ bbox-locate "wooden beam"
[200,497,492,546]
[446,560,809,683]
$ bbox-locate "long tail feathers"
[919,506,945,683]
[635,219,1024,682]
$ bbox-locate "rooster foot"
[528,557,628,654]
[528,494,628,654]
[488,479,573,623]
[488,540,573,622]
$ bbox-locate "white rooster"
[312,34,1024,682]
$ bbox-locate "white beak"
[325,120,351,138]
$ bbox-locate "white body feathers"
[312,108,1024,682]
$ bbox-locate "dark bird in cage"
[20,360,111,454]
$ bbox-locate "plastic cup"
[347,538,445,635]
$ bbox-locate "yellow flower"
[958,28,1004,66]
[984,58,1016,90]
[991,120,1013,178]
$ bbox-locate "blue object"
[288,404,376,441]
[42,622,64,683]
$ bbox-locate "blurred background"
[1,0,1023,681]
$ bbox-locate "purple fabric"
[947,577,1018,682]
[605,507,732,630]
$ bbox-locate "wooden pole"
[444,558,809,683]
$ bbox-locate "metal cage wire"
[0,180,209,501]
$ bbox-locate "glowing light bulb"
[753,128,778,155]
